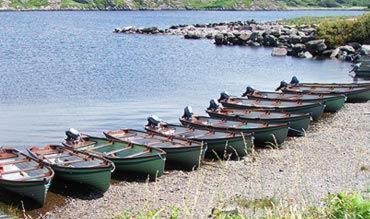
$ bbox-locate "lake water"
[0,10,365,146]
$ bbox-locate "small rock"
[271,47,288,56]
[330,48,340,59]
[339,45,355,54]
[298,51,313,59]
[360,45,370,55]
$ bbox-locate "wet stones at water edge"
[114,20,370,62]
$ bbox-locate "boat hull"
[345,88,370,102]
[247,94,345,113]
[202,135,253,158]
[52,166,112,192]
[0,179,51,206]
[181,121,288,147]
[162,146,207,170]
[207,111,310,136]
[355,70,370,77]
[222,102,325,121]
[320,95,346,112]
[110,156,165,178]
[283,88,370,103]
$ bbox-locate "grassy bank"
[281,13,370,47]
[114,192,370,218]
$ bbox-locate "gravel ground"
[43,102,370,219]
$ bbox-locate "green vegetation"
[188,0,252,9]
[280,0,369,8]
[281,13,370,47]
[113,192,370,218]
[10,0,48,8]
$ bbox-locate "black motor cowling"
[147,115,162,127]
[275,81,288,91]
[65,128,81,141]
[289,76,300,85]
[242,86,255,97]
[182,106,193,120]
[208,99,221,111]
[218,91,230,102]
[349,63,361,73]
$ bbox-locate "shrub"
[324,192,370,219]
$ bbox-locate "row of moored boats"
[1,77,369,206]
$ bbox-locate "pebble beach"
[42,102,370,218]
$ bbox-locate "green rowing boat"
[206,104,310,136]
[243,88,346,113]
[277,77,370,102]
[62,130,166,178]
[285,76,370,88]
[28,145,113,192]
[180,115,288,146]
[104,129,207,170]
[0,147,54,206]
[218,93,325,121]
[145,116,253,158]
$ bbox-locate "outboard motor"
[218,91,230,102]
[208,99,221,111]
[147,115,162,127]
[349,63,361,73]
[289,76,300,86]
[182,106,193,120]
[242,86,255,97]
[275,81,288,91]
[65,128,81,141]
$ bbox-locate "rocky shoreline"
[41,102,370,218]
[115,20,370,62]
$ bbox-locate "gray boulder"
[298,51,313,59]
[288,35,302,44]
[339,45,355,53]
[250,31,263,43]
[205,33,214,39]
[248,40,261,47]
[271,47,288,56]
[360,45,370,55]
[214,33,226,45]
[305,39,327,55]
[263,35,277,47]
[184,32,202,39]
[330,48,340,59]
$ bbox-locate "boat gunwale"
[183,116,288,129]
[63,135,167,161]
[221,97,323,110]
[0,147,54,184]
[144,124,251,142]
[27,145,114,171]
[245,91,346,102]
[104,129,203,150]
[206,109,311,121]
[179,117,289,133]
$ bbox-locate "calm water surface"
[0,10,365,146]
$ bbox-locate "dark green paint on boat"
[220,97,325,121]
[104,129,207,170]
[245,91,346,113]
[179,116,288,146]
[145,124,253,158]
[28,145,113,192]
[206,108,311,136]
[63,136,166,179]
[0,148,54,206]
